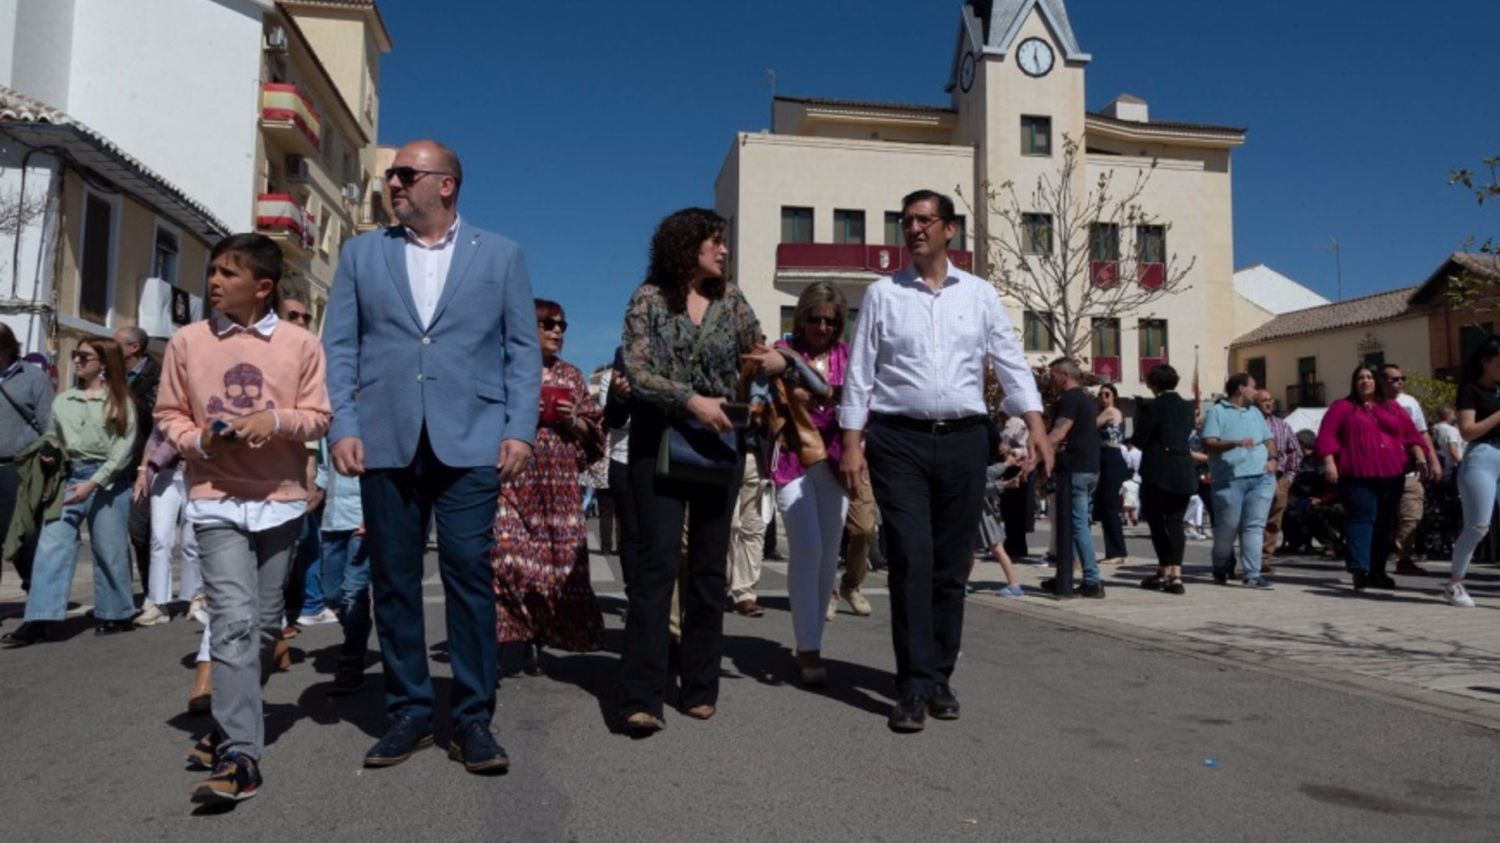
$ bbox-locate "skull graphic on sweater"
[206,362,278,418]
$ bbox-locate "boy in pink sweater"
[155,233,331,804]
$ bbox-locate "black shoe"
[522,641,544,676]
[447,721,510,774]
[1163,578,1186,595]
[364,716,434,767]
[1351,570,1368,591]
[1211,568,1229,585]
[927,685,960,720]
[2,620,50,647]
[327,661,365,697]
[94,620,132,636]
[1078,581,1106,599]
[1367,572,1396,590]
[888,694,927,733]
[1039,577,1072,596]
[1140,574,1165,591]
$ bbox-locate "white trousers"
[776,462,849,653]
[1184,494,1205,529]
[147,464,201,606]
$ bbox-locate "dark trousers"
[1140,484,1191,568]
[129,494,151,591]
[1338,475,1405,576]
[865,419,987,698]
[1096,447,1128,559]
[617,410,740,718]
[999,474,1032,561]
[361,431,500,731]
[0,462,37,587]
[607,460,640,573]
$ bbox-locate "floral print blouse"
[620,281,762,413]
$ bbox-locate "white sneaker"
[133,602,170,627]
[188,595,209,626]
[296,608,339,626]
[1444,582,1475,608]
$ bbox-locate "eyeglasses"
[806,316,840,329]
[384,166,454,187]
[70,351,97,363]
[900,214,948,229]
[538,318,568,333]
[283,311,310,325]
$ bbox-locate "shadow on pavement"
[721,632,894,719]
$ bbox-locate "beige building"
[716,0,1257,396]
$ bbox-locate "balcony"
[1287,382,1325,410]
[776,243,974,277]
[1090,260,1119,288]
[255,193,315,260]
[1092,355,1121,383]
[1139,354,1167,381]
[260,82,322,157]
[1139,261,1165,290]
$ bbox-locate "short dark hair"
[1145,363,1179,392]
[900,189,956,222]
[0,322,18,364]
[1296,429,1317,449]
[1223,372,1252,395]
[534,298,563,320]
[211,233,282,312]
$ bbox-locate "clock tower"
[948,0,1090,274]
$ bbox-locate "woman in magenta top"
[1316,364,1432,590]
[769,282,850,685]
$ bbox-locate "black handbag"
[656,419,737,485]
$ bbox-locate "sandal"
[1163,578,1186,595]
[1139,574,1165,591]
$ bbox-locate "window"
[1247,356,1267,390]
[1138,319,1168,359]
[1022,213,1053,256]
[79,192,116,324]
[1089,223,1120,261]
[884,212,902,246]
[1137,224,1166,264]
[1023,310,1055,352]
[1362,351,1385,368]
[780,206,813,243]
[152,223,180,285]
[953,215,967,251]
[833,209,865,245]
[1021,115,1052,156]
[1092,318,1121,357]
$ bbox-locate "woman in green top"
[5,336,137,646]
[614,207,777,733]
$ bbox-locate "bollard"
[1052,467,1074,598]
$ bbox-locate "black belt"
[870,412,987,435]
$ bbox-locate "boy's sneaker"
[190,751,261,804]
[185,730,221,770]
[1242,576,1274,590]
[1444,582,1476,608]
[296,608,339,626]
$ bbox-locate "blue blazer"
[322,221,542,470]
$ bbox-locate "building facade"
[716,0,1250,397]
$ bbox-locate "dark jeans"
[1096,447,1128,559]
[361,430,500,731]
[865,418,987,698]
[617,409,741,719]
[1140,484,1191,568]
[0,461,37,588]
[607,459,640,574]
[999,473,1032,561]
[1338,475,1405,575]
[129,494,151,591]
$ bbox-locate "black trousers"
[129,494,151,590]
[0,462,37,587]
[865,419,987,698]
[1096,447,1128,559]
[1000,473,1032,561]
[1141,484,1191,568]
[606,460,640,575]
[617,409,741,718]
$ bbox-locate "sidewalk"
[969,524,1500,726]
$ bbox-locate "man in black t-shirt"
[1043,359,1104,597]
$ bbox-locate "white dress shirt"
[183,310,307,533]
[405,215,461,328]
[839,258,1043,431]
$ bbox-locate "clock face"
[959,52,976,92]
[1017,37,1054,77]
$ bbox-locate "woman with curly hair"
[615,207,774,734]
[491,299,606,671]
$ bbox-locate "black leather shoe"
[1078,582,1106,599]
[1351,570,1368,591]
[888,694,927,733]
[327,661,365,697]
[1367,572,1396,590]
[927,685,960,720]
[2,620,50,647]
[448,722,510,774]
[94,620,132,636]
[364,716,434,767]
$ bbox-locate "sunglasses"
[539,318,568,333]
[1382,375,1405,383]
[384,166,453,187]
[806,316,840,328]
[70,351,97,363]
[283,311,311,324]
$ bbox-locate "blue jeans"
[23,460,135,622]
[1451,444,1500,580]
[1068,472,1101,586]
[287,510,324,617]
[1210,473,1276,580]
[322,529,373,666]
[1337,475,1405,575]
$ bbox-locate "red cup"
[540,385,571,425]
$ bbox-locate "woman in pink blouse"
[1315,365,1433,590]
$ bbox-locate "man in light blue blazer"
[323,139,540,774]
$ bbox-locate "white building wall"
[58,0,266,232]
[0,142,61,355]
[2,0,74,105]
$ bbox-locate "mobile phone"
[1000,464,1023,481]
[211,419,238,441]
[722,403,750,428]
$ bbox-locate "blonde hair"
[792,281,847,341]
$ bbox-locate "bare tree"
[1447,156,1500,313]
[960,135,1195,376]
[0,187,48,236]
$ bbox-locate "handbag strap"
[0,376,43,435]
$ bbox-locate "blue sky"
[375,0,1499,371]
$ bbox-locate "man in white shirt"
[839,189,1052,733]
[1379,364,1441,575]
[1433,405,1464,472]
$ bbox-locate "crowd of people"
[0,139,1494,806]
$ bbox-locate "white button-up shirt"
[405,215,461,328]
[839,259,1042,431]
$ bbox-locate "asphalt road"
[3,543,1499,841]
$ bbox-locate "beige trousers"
[1261,475,1291,565]
[841,470,876,592]
[727,457,768,603]
[1391,473,1424,563]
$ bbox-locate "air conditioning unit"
[285,155,311,184]
[266,26,288,52]
[341,182,362,202]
